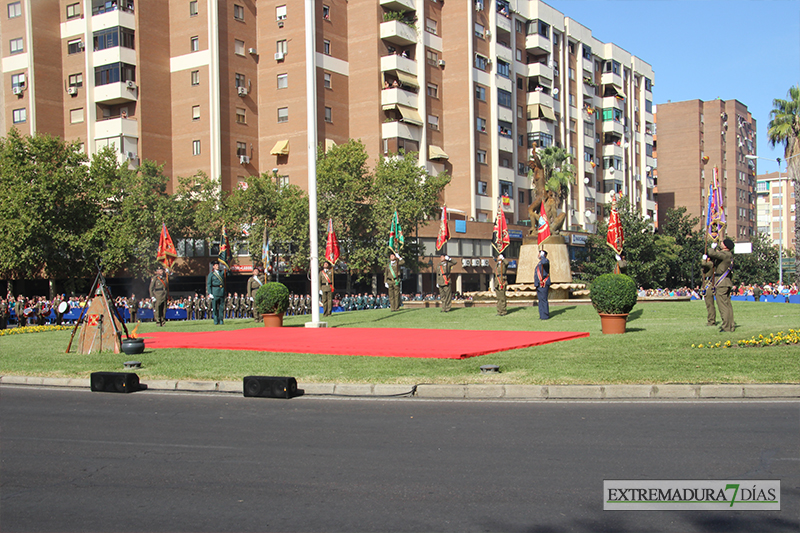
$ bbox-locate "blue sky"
[545,0,800,172]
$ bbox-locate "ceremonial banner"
[261,222,270,267]
[606,196,624,254]
[219,225,232,270]
[493,199,510,254]
[388,210,404,253]
[537,209,551,245]
[156,223,177,270]
[325,218,340,263]
[435,206,450,251]
[706,167,726,241]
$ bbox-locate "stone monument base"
[515,235,572,284]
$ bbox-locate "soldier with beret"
[149,266,168,326]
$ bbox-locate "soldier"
[706,237,735,332]
[0,297,7,330]
[533,250,551,320]
[225,292,233,319]
[247,266,265,321]
[436,254,457,312]
[385,252,404,311]
[207,261,226,325]
[149,266,168,327]
[304,294,311,315]
[130,294,139,323]
[495,254,509,316]
[700,256,716,326]
[320,261,334,317]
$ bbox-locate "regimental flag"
[261,222,270,267]
[156,223,177,270]
[435,206,450,251]
[606,195,624,255]
[537,209,551,245]
[325,218,340,264]
[706,166,727,241]
[493,198,510,254]
[388,210,404,253]
[219,224,232,271]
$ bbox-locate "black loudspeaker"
[243,376,298,398]
[91,372,140,393]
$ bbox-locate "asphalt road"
[1,387,798,533]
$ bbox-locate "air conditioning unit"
[67,86,78,95]
[475,1,484,11]
[12,87,22,95]
[127,152,136,160]
[237,86,248,96]
[437,59,446,67]
[461,258,471,267]
[277,21,284,28]
[481,259,490,267]
[274,52,285,61]
[126,80,136,89]
[248,47,257,55]
[77,42,85,51]
[486,58,492,65]
[239,155,250,165]
[485,30,492,38]
[471,258,480,267]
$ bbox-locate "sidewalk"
[2,375,799,400]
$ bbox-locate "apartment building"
[655,99,757,241]
[3,0,655,291]
[756,170,796,252]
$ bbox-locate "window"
[235,72,246,87]
[427,83,438,98]
[236,142,247,156]
[516,48,522,62]
[568,67,574,80]
[236,107,246,124]
[517,105,524,118]
[568,94,575,107]
[475,85,486,101]
[426,49,438,66]
[190,36,199,52]
[645,99,653,113]
[476,117,486,133]
[10,37,23,55]
[277,73,288,89]
[474,23,484,38]
[66,2,81,19]
[191,70,200,85]
[322,4,330,20]
[276,5,286,21]
[498,121,512,138]
[582,44,592,60]
[500,181,513,197]
[323,72,331,89]
[324,106,332,123]
[426,18,437,35]
[477,150,487,164]
[276,39,288,55]
[8,1,20,18]
[277,107,288,123]
[233,4,244,21]
[568,41,575,55]
[515,20,523,33]
[70,108,84,124]
[529,132,553,148]
[235,39,245,56]
[497,59,510,78]
[474,54,487,70]
[478,181,488,195]
[192,105,200,120]
[497,89,512,108]
[94,62,135,86]
[189,0,197,16]
[12,108,26,123]
[192,140,201,155]
[94,27,135,51]
[527,19,549,38]
[11,73,25,89]
[644,77,652,92]
[323,39,330,55]
[428,114,439,130]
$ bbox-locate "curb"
[1,376,799,400]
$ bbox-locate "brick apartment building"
[756,170,796,252]
[2,0,655,294]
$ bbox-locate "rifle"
[65,268,102,353]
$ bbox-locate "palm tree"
[537,145,576,205]
[767,85,800,255]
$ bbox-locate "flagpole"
[304,0,324,327]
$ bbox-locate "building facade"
[756,170,796,252]
[655,99,757,241]
[3,0,655,291]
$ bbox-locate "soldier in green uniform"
[225,293,232,319]
[700,257,716,326]
[247,266,265,321]
[207,261,226,325]
[384,252,404,311]
[706,238,735,332]
[320,261,334,317]
[149,266,168,326]
[436,254,457,312]
[495,254,508,316]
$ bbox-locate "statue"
[527,152,566,239]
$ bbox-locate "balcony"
[527,90,554,109]
[525,33,551,54]
[380,54,417,76]
[601,71,623,89]
[93,47,137,68]
[497,135,514,153]
[496,14,512,33]
[92,4,136,31]
[601,96,623,111]
[495,42,513,64]
[382,120,422,142]
[526,62,552,81]
[500,197,516,214]
[602,119,624,136]
[602,143,623,159]
[380,0,415,11]
[498,166,515,183]
[381,87,417,109]
[94,81,138,104]
[380,20,417,47]
[94,115,138,139]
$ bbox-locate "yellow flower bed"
[0,325,71,336]
[692,329,800,349]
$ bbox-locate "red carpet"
[142,327,589,359]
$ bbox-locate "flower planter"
[262,313,284,327]
[121,337,145,355]
[599,313,628,334]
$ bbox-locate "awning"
[612,85,626,99]
[395,70,419,88]
[270,139,289,155]
[540,104,556,121]
[324,138,336,151]
[429,145,448,160]
[396,105,423,126]
[527,104,555,121]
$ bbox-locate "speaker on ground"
[243,376,298,398]
[90,372,140,393]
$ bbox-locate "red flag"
[606,196,624,254]
[493,199,510,254]
[435,206,450,251]
[156,223,177,270]
[537,209,551,245]
[325,218,340,263]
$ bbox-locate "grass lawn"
[1,300,798,385]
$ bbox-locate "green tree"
[0,130,97,288]
[660,206,704,288]
[536,145,576,205]
[767,85,800,251]
[734,231,779,286]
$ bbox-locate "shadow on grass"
[549,306,576,318]
[625,327,646,332]
[627,308,644,322]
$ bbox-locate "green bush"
[254,282,290,315]
[589,274,638,315]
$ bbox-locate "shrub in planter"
[254,282,290,315]
[589,274,638,315]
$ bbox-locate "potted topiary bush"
[254,282,290,327]
[589,273,638,334]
